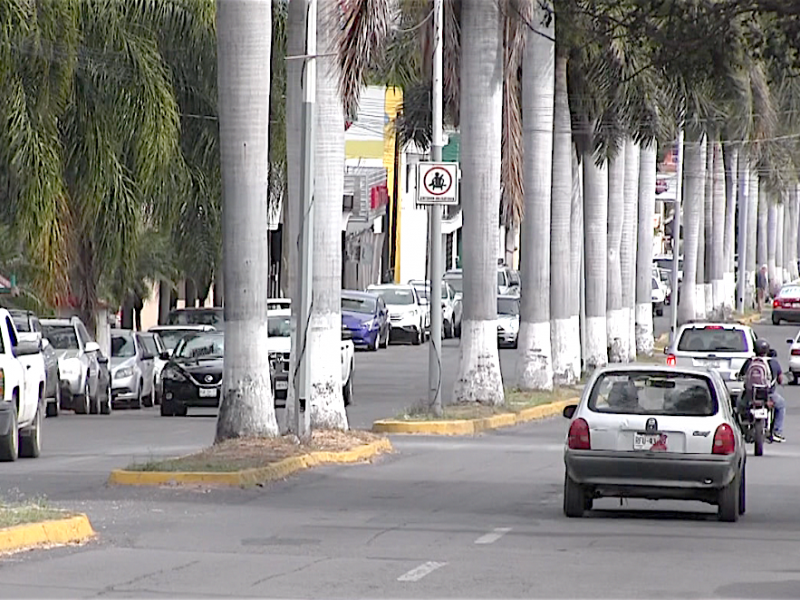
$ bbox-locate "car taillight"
[774,299,783,308]
[792,348,800,356]
[568,418,591,450]
[712,424,736,455]
[0,368,4,398]
[666,354,676,367]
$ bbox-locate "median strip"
[0,501,95,554]
[108,430,393,488]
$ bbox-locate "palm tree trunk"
[702,139,713,318]
[570,149,583,375]
[620,137,639,362]
[678,132,705,324]
[453,0,504,404]
[790,187,800,281]
[757,185,768,279]
[213,270,224,307]
[723,143,738,311]
[777,200,786,288]
[516,3,554,390]
[308,1,349,428]
[583,153,608,370]
[635,142,656,356]
[745,163,758,308]
[607,151,626,356]
[158,280,172,324]
[768,201,778,295]
[215,0,279,441]
[711,141,726,316]
[696,182,706,320]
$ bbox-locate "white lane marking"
[397,561,447,582]
[474,527,512,545]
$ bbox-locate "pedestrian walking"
[756,265,768,311]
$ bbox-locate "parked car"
[785,332,800,384]
[0,308,46,461]
[267,298,291,311]
[407,280,462,339]
[9,310,61,417]
[96,349,112,415]
[139,332,167,405]
[148,325,217,358]
[497,295,520,348]
[367,284,427,345]
[562,365,746,521]
[665,322,756,404]
[771,283,800,325]
[341,290,390,351]
[160,330,224,416]
[652,276,666,316]
[497,265,520,295]
[110,330,156,409]
[166,307,224,331]
[40,317,101,415]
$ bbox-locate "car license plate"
[275,380,288,391]
[751,408,769,419]
[198,387,217,398]
[633,433,668,451]
[704,360,720,368]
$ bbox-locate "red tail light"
[704,326,723,330]
[568,418,591,450]
[712,424,736,455]
[0,368,4,398]
[774,299,782,308]
[666,354,676,367]
[792,348,800,356]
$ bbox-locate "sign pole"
[428,0,444,416]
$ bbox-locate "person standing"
[756,265,768,311]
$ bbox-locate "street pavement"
[4,313,800,598]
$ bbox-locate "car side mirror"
[787,339,794,345]
[159,351,171,361]
[84,341,100,353]
[419,297,429,306]
[663,346,669,355]
[97,355,109,365]
[562,404,577,419]
[42,338,51,349]
[13,340,41,357]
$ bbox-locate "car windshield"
[589,371,717,417]
[174,334,225,359]
[11,315,30,332]
[444,276,462,293]
[498,298,519,316]
[111,333,136,358]
[42,325,79,350]
[652,278,659,290]
[497,271,506,286]
[677,327,748,353]
[154,330,196,351]
[342,296,376,314]
[268,315,291,337]
[167,310,223,328]
[374,288,414,305]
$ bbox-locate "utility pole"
[670,129,684,345]
[294,0,316,440]
[428,0,444,416]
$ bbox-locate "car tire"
[19,399,42,459]
[101,383,112,415]
[143,383,155,408]
[153,378,161,405]
[444,319,452,339]
[792,372,799,386]
[343,371,354,407]
[773,314,781,325]
[656,307,664,317]
[74,380,90,415]
[369,332,379,352]
[718,472,740,522]
[160,402,174,417]
[89,384,100,414]
[132,381,143,410]
[0,392,19,462]
[380,327,389,349]
[563,472,585,518]
[46,382,60,418]
[754,419,765,456]
[455,322,461,338]
[738,465,746,515]
[412,327,422,346]
[178,404,188,417]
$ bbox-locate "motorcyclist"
[736,339,786,443]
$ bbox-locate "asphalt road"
[4,313,800,598]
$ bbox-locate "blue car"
[341,290,390,351]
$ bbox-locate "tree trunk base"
[515,320,554,391]
[453,320,505,405]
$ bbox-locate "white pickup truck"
[0,308,47,461]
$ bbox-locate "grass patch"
[0,500,67,529]
[636,352,667,365]
[396,386,582,421]
[127,430,385,473]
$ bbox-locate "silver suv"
[110,330,156,409]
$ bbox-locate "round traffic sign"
[422,166,453,197]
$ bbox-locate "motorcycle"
[732,383,774,457]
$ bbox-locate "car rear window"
[677,327,748,353]
[588,372,717,417]
[779,286,800,299]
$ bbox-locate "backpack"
[744,357,773,399]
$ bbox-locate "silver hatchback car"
[563,365,746,522]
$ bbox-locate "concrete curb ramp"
[107,438,393,487]
[0,514,95,554]
[372,398,579,435]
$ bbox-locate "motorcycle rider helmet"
[754,339,770,357]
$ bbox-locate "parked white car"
[497,295,520,348]
[652,276,666,316]
[563,364,746,522]
[367,284,427,345]
[407,280,461,338]
[0,308,46,461]
[785,331,800,384]
[110,330,156,409]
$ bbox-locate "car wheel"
[19,399,42,459]
[380,327,389,349]
[656,307,664,317]
[444,319,452,339]
[563,472,585,518]
[153,378,161,405]
[0,394,19,462]
[772,313,781,325]
[738,465,746,515]
[46,382,60,418]
[718,471,741,522]
[143,382,155,408]
[754,419,765,456]
[160,402,174,417]
[178,404,188,417]
[369,331,379,352]
[132,381,143,410]
[411,326,422,346]
[455,322,461,338]
[101,383,112,415]
[89,386,99,414]
[74,380,89,415]
[792,372,799,386]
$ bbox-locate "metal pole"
[736,147,748,313]
[670,129,684,345]
[428,0,444,416]
[295,0,316,440]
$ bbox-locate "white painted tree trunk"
[768,201,778,295]
[745,165,758,308]
[606,151,626,360]
[550,52,578,384]
[583,154,608,370]
[621,138,639,362]
[757,185,768,274]
[777,201,786,288]
[722,144,738,311]
[215,0,279,441]
[635,142,656,356]
[702,140,713,318]
[678,133,706,324]
[711,141,726,316]
[516,3,554,391]
[570,150,583,376]
[790,187,800,281]
[308,2,349,429]
[453,0,504,404]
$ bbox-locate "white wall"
[398,151,430,283]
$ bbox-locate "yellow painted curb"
[372,397,579,436]
[0,514,95,554]
[108,438,393,488]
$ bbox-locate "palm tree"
[620,137,639,361]
[678,132,707,324]
[607,151,626,358]
[710,140,726,316]
[635,141,657,355]
[745,164,759,306]
[583,151,608,369]
[214,0,279,441]
[516,0,555,391]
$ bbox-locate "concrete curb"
[372,398,579,435]
[0,514,95,554]
[107,438,393,487]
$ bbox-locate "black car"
[160,331,224,417]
